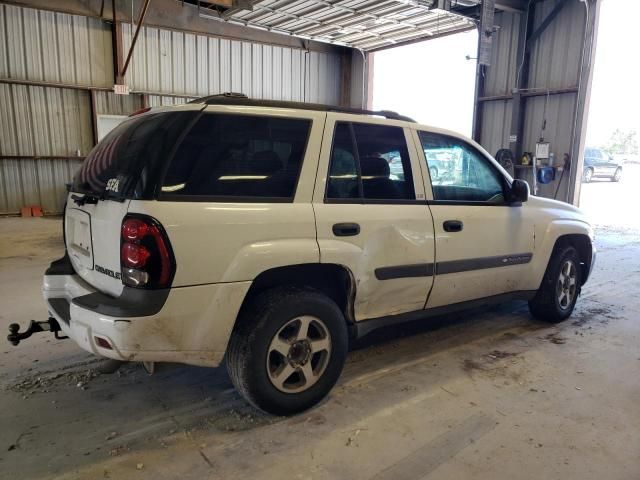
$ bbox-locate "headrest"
[360,156,390,178]
[330,155,356,176]
[253,151,282,175]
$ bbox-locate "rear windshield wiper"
[70,193,100,206]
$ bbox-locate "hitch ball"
[8,323,21,346]
[6,318,66,346]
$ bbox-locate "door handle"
[333,223,360,237]
[443,220,463,233]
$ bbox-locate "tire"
[611,168,622,182]
[226,286,348,415]
[582,168,593,183]
[528,245,582,323]
[429,166,438,181]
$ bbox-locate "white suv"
[16,95,595,415]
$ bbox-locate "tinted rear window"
[73,112,196,197]
[161,113,311,200]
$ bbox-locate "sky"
[372,1,639,146]
[586,0,640,146]
[372,29,478,136]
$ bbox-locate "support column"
[508,3,535,160]
[567,0,601,205]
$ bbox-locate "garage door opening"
[580,0,640,234]
[370,30,479,137]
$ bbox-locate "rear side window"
[326,123,360,199]
[326,122,415,202]
[73,112,195,198]
[162,113,311,200]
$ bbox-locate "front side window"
[418,131,505,203]
[162,113,311,199]
[326,122,415,201]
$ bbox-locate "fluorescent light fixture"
[161,183,186,192]
[218,175,268,180]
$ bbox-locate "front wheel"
[611,168,622,182]
[529,245,582,323]
[582,168,593,183]
[226,286,348,415]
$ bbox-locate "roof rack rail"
[188,93,416,123]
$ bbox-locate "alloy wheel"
[556,260,577,310]
[266,316,332,393]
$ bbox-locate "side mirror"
[509,179,529,205]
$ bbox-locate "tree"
[603,129,638,155]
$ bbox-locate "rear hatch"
[64,107,200,296]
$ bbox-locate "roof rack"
[188,93,416,123]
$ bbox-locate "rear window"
[73,112,196,198]
[161,113,311,200]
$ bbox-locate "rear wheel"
[529,246,581,323]
[611,168,622,182]
[582,168,593,183]
[226,286,348,415]
[429,166,439,181]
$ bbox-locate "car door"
[592,149,606,176]
[600,150,618,176]
[313,114,435,321]
[412,129,535,309]
[583,148,594,172]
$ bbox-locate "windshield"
[72,111,197,197]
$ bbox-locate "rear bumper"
[43,261,251,367]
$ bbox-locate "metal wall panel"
[0,4,112,87]
[0,84,93,156]
[483,12,520,98]
[522,91,579,198]
[0,4,348,214]
[0,158,82,214]
[121,23,342,104]
[0,83,91,214]
[529,2,586,91]
[480,99,513,158]
[147,95,194,107]
[475,0,596,204]
[94,91,143,116]
[479,1,588,176]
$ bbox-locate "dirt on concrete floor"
[0,217,639,480]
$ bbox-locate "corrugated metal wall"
[0,83,92,214]
[121,22,342,104]
[0,4,113,87]
[478,2,590,201]
[147,95,194,107]
[482,12,519,100]
[0,4,344,214]
[522,1,586,200]
[94,91,143,116]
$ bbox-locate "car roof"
[188,93,416,123]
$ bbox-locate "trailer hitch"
[7,318,68,346]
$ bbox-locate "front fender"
[526,219,594,290]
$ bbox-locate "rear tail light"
[120,215,175,289]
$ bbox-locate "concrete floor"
[1,171,639,479]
